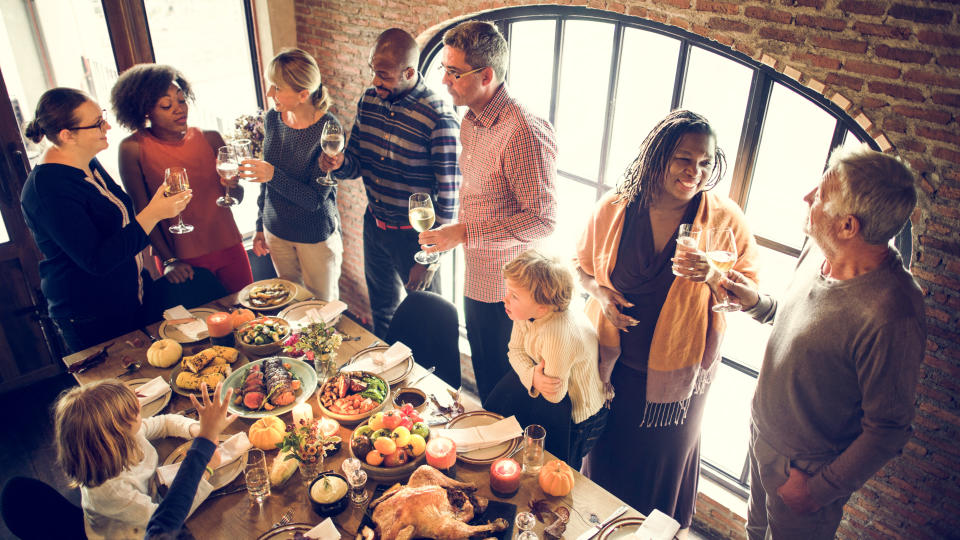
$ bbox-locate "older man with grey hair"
[724,145,926,540]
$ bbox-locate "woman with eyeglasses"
[111,64,253,294]
[20,87,191,352]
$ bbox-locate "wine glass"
[215,146,239,207]
[516,511,538,540]
[409,193,439,265]
[706,227,739,312]
[164,167,194,234]
[318,120,344,186]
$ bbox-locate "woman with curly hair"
[111,64,253,294]
[239,48,343,301]
[575,110,760,536]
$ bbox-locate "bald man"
[321,28,461,359]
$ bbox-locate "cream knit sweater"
[507,309,605,424]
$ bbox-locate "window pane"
[542,174,598,258]
[145,0,260,234]
[720,245,799,371]
[746,83,836,250]
[701,364,755,476]
[508,19,555,121]
[842,129,864,151]
[555,19,614,181]
[681,47,751,198]
[604,28,679,185]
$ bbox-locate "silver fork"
[272,508,293,529]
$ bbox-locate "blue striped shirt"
[336,77,461,226]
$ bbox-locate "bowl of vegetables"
[234,316,291,356]
[317,371,390,425]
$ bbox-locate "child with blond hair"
[54,379,221,539]
[483,250,608,470]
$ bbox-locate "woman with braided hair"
[575,110,760,535]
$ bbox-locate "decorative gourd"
[249,416,286,450]
[231,308,256,329]
[538,459,575,497]
[146,339,182,368]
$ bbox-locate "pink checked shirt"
[459,84,558,302]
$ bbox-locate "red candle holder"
[489,457,521,498]
[425,437,457,477]
[206,312,234,346]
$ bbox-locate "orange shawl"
[574,190,760,425]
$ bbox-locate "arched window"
[420,7,893,497]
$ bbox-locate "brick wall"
[294,0,960,537]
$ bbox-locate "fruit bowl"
[316,371,390,425]
[234,316,291,357]
[347,412,430,482]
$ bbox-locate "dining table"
[62,285,646,540]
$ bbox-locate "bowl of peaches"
[347,404,430,482]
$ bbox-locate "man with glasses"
[321,28,461,348]
[722,146,925,540]
[419,21,558,402]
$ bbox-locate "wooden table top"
[62,289,642,539]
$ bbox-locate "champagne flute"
[706,227,740,312]
[164,167,194,234]
[318,120,344,186]
[408,193,439,265]
[215,146,239,207]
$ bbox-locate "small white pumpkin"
[147,339,182,368]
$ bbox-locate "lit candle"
[425,437,457,473]
[318,416,340,438]
[489,457,521,498]
[292,402,314,426]
[206,312,234,346]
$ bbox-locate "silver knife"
[575,504,629,540]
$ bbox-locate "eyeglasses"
[70,109,108,132]
[438,64,486,80]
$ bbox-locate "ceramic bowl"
[392,387,427,413]
[308,472,349,517]
[234,316,291,357]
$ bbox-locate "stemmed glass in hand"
[408,193,440,265]
[318,120,344,186]
[215,146,239,207]
[164,167,193,234]
[706,227,740,312]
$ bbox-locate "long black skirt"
[582,362,708,528]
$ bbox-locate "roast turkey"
[367,465,510,540]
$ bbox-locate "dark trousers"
[464,297,513,401]
[364,212,440,338]
[484,370,573,463]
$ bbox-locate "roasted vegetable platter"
[220,356,317,418]
[316,370,390,424]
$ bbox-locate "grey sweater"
[748,244,925,505]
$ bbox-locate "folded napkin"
[627,509,680,540]
[156,432,253,487]
[432,415,523,453]
[135,376,170,406]
[300,300,348,326]
[350,341,411,375]
[304,518,340,539]
[163,305,207,341]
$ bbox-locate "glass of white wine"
[706,227,739,312]
[318,119,344,186]
[164,167,193,234]
[408,193,439,265]
[215,146,239,207]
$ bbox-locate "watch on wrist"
[162,257,178,267]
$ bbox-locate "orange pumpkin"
[248,416,286,450]
[538,459,575,497]
[231,308,256,329]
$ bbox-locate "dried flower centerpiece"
[232,110,265,159]
[283,321,344,381]
[279,418,342,485]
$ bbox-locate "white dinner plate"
[445,411,521,465]
[158,307,216,343]
[161,440,248,491]
[125,378,171,417]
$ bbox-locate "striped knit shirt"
[256,109,339,243]
[460,84,557,302]
[508,309,605,424]
[336,77,460,226]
